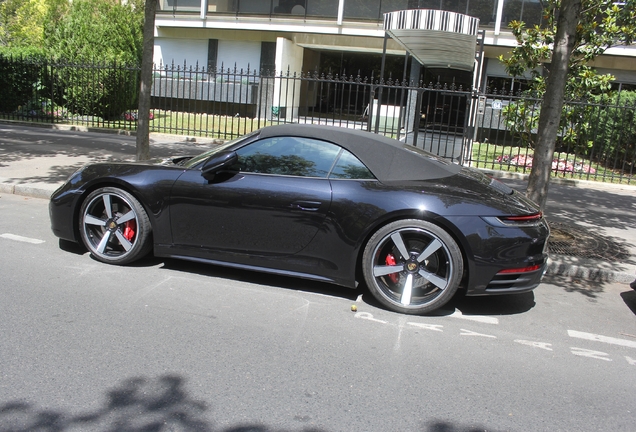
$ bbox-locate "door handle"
[291,201,322,211]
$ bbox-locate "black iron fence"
[471,89,636,184]
[1,56,634,184]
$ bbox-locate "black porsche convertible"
[50,124,549,314]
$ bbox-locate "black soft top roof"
[258,124,461,182]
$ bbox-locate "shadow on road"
[620,289,636,316]
[0,374,499,432]
[161,257,362,302]
[57,240,537,317]
[542,274,609,298]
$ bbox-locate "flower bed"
[495,154,596,174]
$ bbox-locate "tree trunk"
[526,0,582,209]
[135,0,157,161]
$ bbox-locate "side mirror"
[201,151,238,179]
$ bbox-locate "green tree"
[43,0,145,120]
[0,0,69,48]
[136,0,156,161]
[46,0,144,64]
[499,0,636,208]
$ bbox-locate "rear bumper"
[466,260,547,296]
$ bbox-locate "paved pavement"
[1,121,635,287]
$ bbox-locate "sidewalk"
[1,122,635,286]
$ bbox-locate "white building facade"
[154,0,636,92]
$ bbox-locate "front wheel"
[362,219,463,315]
[79,187,152,265]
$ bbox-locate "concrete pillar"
[273,37,304,122]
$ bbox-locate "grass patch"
[146,110,272,139]
[0,110,273,140]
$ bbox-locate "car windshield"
[183,130,260,169]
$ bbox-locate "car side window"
[235,136,340,178]
[329,149,375,180]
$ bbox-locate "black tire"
[362,219,463,314]
[79,187,152,265]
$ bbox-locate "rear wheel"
[79,187,152,265]
[362,219,463,314]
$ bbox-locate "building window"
[503,0,544,27]
[159,0,202,13]
[344,0,382,20]
[207,0,238,13]
[306,0,338,18]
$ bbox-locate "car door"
[169,136,340,257]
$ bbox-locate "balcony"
[157,0,545,29]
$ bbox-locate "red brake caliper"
[123,220,136,241]
[385,254,399,284]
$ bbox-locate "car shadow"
[620,289,636,316]
[161,260,536,316]
[59,241,537,317]
[160,257,362,302]
[353,286,534,317]
[441,291,536,316]
[58,239,87,255]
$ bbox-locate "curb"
[545,256,634,284]
[0,182,55,200]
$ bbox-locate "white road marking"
[571,347,612,361]
[449,310,499,325]
[568,330,636,349]
[625,356,636,366]
[514,340,553,351]
[354,312,388,324]
[408,322,444,332]
[0,233,45,244]
[460,329,496,338]
[394,316,408,352]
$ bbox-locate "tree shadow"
[0,375,214,431]
[542,273,613,299]
[0,375,505,432]
[0,125,206,185]
[501,177,636,242]
[424,420,505,432]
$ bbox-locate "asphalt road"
[1,194,635,432]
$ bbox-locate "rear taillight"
[497,265,542,274]
[482,212,544,227]
[499,212,543,223]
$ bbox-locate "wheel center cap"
[107,220,118,231]
[405,261,419,273]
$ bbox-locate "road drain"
[548,221,630,262]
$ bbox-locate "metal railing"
[157,0,530,29]
[471,88,636,184]
[0,56,634,184]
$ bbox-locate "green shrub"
[44,0,143,119]
[592,91,636,171]
[59,62,139,120]
[0,54,47,113]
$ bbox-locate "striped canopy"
[384,9,480,71]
